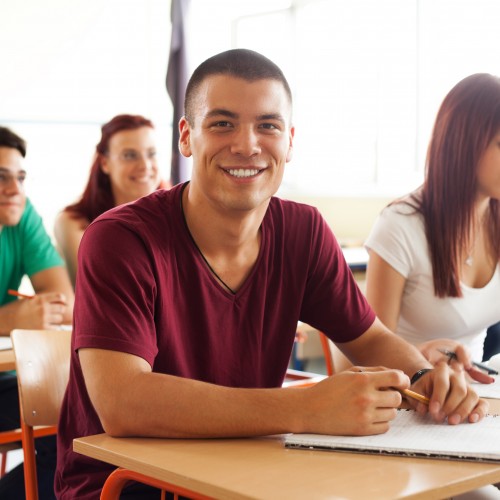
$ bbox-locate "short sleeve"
[365,204,421,279]
[74,218,159,365]
[299,209,376,342]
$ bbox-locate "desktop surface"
[74,420,500,500]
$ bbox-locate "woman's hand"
[418,339,494,384]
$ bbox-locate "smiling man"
[0,126,73,500]
[56,49,487,500]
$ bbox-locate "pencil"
[401,388,430,405]
[8,289,34,299]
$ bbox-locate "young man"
[0,126,73,500]
[55,50,487,499]
[0,126,73,332]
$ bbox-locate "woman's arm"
[54,211,87,288]
[365,249,406,332]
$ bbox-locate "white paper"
[472,355,500,399]
[473,376,500,399]
[285,409,500,462]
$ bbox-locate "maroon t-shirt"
[55,183,375,499]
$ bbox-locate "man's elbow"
[97,408,138,437]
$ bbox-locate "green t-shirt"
[0,198,63,306]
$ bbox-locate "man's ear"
[178,117,192,158]
[286,126,295,163]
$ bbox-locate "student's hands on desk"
[409,360,489,425]
[298,367,407,436]
[300,363,488,437]
[1,292,69,332]
[418,338,495,384]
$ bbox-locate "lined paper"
[285,409,500,462]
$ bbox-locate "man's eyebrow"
[204,109,286,124]
[257,113,286,124]
[0,167,26,174]
[204,109,238,120]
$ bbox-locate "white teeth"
[227,169,260,178]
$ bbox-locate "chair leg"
[100,468,211,499]
[21,423,38,500]
[0,451,6,477]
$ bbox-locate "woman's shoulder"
[54,210,89,236]
[369,191,426,245]
[378,189,422,223]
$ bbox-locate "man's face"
[179,75,294,214]
[0,147,26,228]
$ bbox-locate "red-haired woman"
[55,114,170,286]
[365,73,500,374]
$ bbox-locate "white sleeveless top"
[365,202,500,360]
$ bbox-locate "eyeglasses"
[0,170,26,187]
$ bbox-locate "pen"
[401,388,430,406]
[438,348,498,376]
[8,289,34,300]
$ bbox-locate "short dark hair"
[0,126,26,157]
[184,49,292,125]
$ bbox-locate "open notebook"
[473,354,500,399]
[285,409,500,462]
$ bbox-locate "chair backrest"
[10,329,72,427]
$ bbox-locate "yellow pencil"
[402,388,430,405]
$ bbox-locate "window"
[188,0,500,197]
[1,0,172,233]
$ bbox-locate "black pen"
[438,348,498,375]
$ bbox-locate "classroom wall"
[286,195,393,244]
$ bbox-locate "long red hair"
[418,73,500,297]
[65,114,168,224]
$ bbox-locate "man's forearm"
[94,371,306,438]
[340,318,432,378]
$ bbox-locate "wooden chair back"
[10,328,72,500]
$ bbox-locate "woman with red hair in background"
[365,73,500,375]
[55,114,170,286]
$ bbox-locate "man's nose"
[230,127,261,157]
[2,175,23,195]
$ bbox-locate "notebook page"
[473,377,500,399]
[285,409,500,461]
[473,355,500,399]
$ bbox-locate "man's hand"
[410,361,489,424]
[297,367,408,436]
[12,292,68,330]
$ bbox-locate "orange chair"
[318,331,352,375]
[10,328,72,500]
[99,468,213,500]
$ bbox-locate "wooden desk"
[74,401,500,500]
[0,350,15,372]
